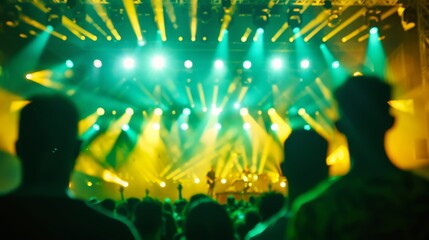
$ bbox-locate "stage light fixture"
[46,3,63,27]
[365,8,381,32]
[287,5,302,32]
[253,5,270,29]
[2,4,20,28]
[328,8,341,28]
[198,3,212,24]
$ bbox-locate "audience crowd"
[1,74,429,239]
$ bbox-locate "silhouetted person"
[245,129,330,240]
[289,75,429,239]
[184,198,238,240]
[0,94,139,239]
[206,166,216,198]
[134,197,164,240]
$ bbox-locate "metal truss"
[38,0,401,6]
[403,0,429,86]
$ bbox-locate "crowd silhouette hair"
[0,93,139,239]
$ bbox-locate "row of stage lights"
[90,106,312,133]
[63,55,342,72]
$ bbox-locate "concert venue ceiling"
[0,0,425,200]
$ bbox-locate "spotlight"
[243,60,252,69]
[365,8,381,32]
[46,4,63,27]
[184,60,193,69]
[328,8,341,28]
[253,5,270,29]
[122,57,136,70]
[93,59,102,68]
[300,59,310,69]
[287,6,302,31]
[2,4,20,28]
[214,59,224,69]
[198,3,212,24]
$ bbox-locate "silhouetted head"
[185,198,235,240]
[134,197,164,238]
[15,93,80,188]
[334,75,394,140]
[257,191,285,222]
[281,129,329,202]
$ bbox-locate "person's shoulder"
[293,176,341,211]
[0,195,138,239]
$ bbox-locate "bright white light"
[370,27,378,35]
[211,107,222,116]
[65,59,74,68]
[194,178,200,184]
[152,123,161,130]
[271,123,279,131]
[240,108,248,116]
[96,107,105,116]
[138,40,146,46]
[214,59,224,69]
[123,57,136,69]
[181,123,189,130]
[215,123,222,130]
[184,60,193,69]
[243,122,251,130]
[243,60,252,69]
[154,108,163,116]
[332,61,340,69]
[183,108,191,115]
[93,59,102,68]
[221,178,227,184]
[234,103,240,109]
[152,55,166,70]
[125,107,134,115]
[93,124,100,131]
[280,182,286,188]
[271,58,283,70]
[122,124,130,131]
[160,181,166,188]
[301,59,310,69]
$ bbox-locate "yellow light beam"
[25,70,64,89]
[190,0,197,41]
[152,0,167,41]
[86,15,108,37]
[236,86,249,104]
[164,0,179,29]
[123,0,143,42]
[241,27,252,42]
[290,9,330,42]
[304,20,328,42]
[185,85,195,108]
[218,0,236,41]
[92,2,121,40]
[322,8,366,42]
[271,22,288,42]
[62,16,97,41]
[211,85,219,109]
[20,15,67,40]
[197,83,207,111]
[342,24,367,43]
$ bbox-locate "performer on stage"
[206,166,216,198]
